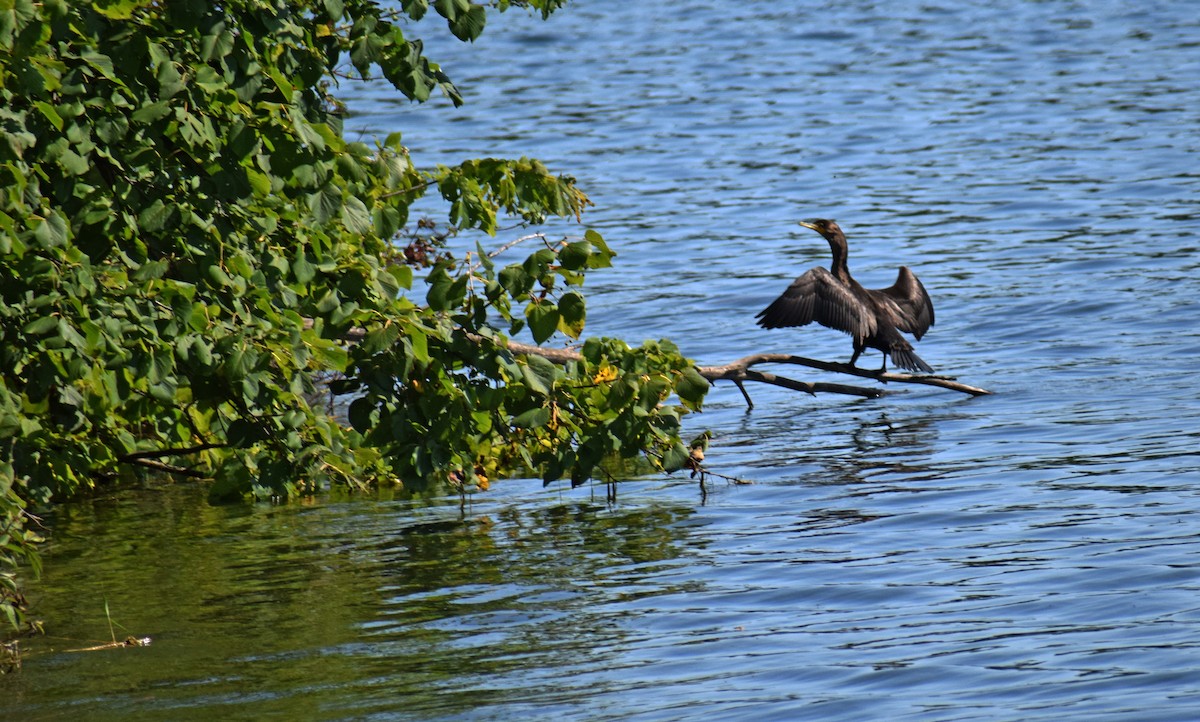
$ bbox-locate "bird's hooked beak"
[798,219,822,232]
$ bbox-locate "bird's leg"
[879,354,888,373]
[848,344,863,368]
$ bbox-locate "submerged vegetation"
[0,0,708,634]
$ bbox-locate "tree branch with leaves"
[0,0,706,631]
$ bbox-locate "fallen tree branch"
[118,442,227,462]
[698,361,887,405]
[124,457,208,479]
[322,321,992,403]
[701,353,992,407]
[484,338,990,406]
[66,636,152,653]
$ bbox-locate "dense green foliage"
[0,0,708,631]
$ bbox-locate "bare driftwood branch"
[700,353,992,407]
[479,337,991,407]
[123,457,208,478]
[315,318,993,404]
[118,442,227,462]
[698,359,887,405]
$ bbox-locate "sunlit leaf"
[584,229,615,268]
[557,291,585,339]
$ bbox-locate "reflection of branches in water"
[849,412,937,457]
[358,501,703,716]
[760,409,944,489]
[504,502,696,566]
[839,414,941,487]
[789,507,885,535]
[377,502,698,591]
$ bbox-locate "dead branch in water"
[491,338,992,408]
[330,323,992,404]
[698,353,992,408]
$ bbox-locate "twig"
[65,637,152,653]
[378,180,434,199]
[124,458,207,479]
[117,442,226,462]
[488,232,551,258]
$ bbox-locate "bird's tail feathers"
[890,348,934,374]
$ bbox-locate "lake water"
[6,1,1200,719]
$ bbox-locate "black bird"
[756,219,935,373]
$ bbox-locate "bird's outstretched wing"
[756,267,875,339]
[873,266,935,339]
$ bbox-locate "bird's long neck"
[827,233,851,281]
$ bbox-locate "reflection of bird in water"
[756,219,935,373]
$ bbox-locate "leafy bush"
[0,0,707,630]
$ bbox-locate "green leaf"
[131,100,171,124]
[91,0,143,20]
[58,149,90,176]
[34,101,63,131]
[201,23,235,61]
[521,354,559,396]
[558,239,592,271]
[675,366,710,408]
[426,265,456,311]
[386,264,413,291]
[138,199,174,233]
[323,0,345,21]
[584,229,615,268]
[132,259,170,281]
[362,322,401,354]
[246,167,272,197]
[81,49,119,83]
[207,264,232,287]
[662,441,690,473]
[95,116,129,145]
[434,0,468,22]
[608,374,638,410]
[23,316,58,336]
[309,185,342,224]
[342,195,372,235]
[402,0,429,20]
[512,406,550,429]
[475,240,494,271]
[499,264,532,297]
[557,291,585,339]
[348,397,374,432]
[192,337,214,366]
[315,290,341,314]
[409,325,430,365]
[525,300,559,344]
[292,252,316,284]
[33,212,68,248]
[448,4,487,41]
[312,340,349,371]
[156,58,185,97]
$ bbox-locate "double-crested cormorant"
[756,219,935,373]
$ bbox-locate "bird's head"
[798,218,843,239]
